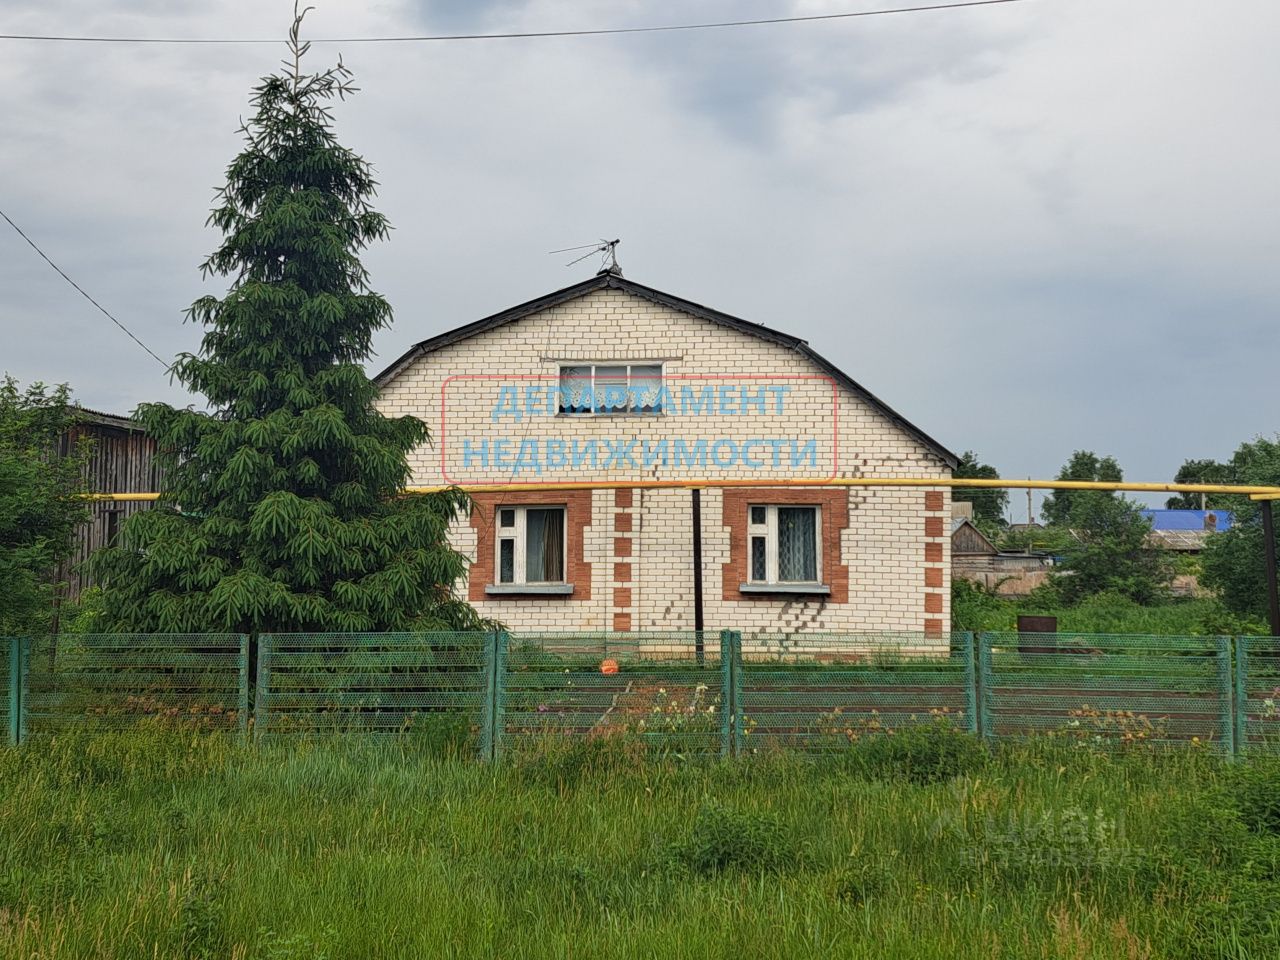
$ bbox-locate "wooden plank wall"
[57,423,161,601]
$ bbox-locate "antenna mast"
[550,238,622,276]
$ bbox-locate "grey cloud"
[1,0,1277,506]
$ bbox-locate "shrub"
[847,720,986,785]
[672,801,800,876]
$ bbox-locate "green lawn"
[2,726,1279,959]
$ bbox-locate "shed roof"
[72,406,143,432]
[375,273,958,468]
[1139,509,1234,532]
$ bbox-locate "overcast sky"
[2,0,1277,516]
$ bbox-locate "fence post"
[480,629,507,762]
[16,638,27,745]
[718,630,732,757]
[7,638,19,747]
[963,632,978,737]
[732,631,745,757]
[978,633,994,742]
[1216,635,1235,757]
[238,634,251,740]
[493,630,508,761]
[254,634,271,739]
[1235,636,1249,758]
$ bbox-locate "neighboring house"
[57,407,160,600]
[950,511,1052,595]
[1139,509,1234,553]
[375,272,958,636]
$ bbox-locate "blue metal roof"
[1139,509,1234,531]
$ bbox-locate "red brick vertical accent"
[922,490,946,625]
[721,489,850,602]
[467,490,593,601]
[611,492,636,628]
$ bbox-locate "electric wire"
[0,1,1031,45]
[0,206,168,368]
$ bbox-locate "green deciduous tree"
[1165,458,1237,510]
[0,378,89,634]
[94,19,483,635]
[1052,491,1171,605]
[1201,437,1280,621]
[1041,451,1123,527]
[952,450,1009,527]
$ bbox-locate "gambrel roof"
[375,273,958,468]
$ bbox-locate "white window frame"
[557,363,664,415]
[747,504,822,585]
[496,505,568,585]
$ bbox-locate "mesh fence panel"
[981,633,1233,751]
[258,633,489,741]
[739,632,972,752]
[22,634,245,734]
[500,632,724,756]
[1236,636,1280,754]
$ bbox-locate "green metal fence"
[4,631,1280,756]
[980,633,1235,751]
[19,634,245,737]
[256,633,490,740]
[738,632,973,752]
[1235,636,1280,754]
[499,631,726,757]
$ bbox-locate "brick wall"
[378,287,952,633]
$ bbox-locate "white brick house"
[375,273,957,635]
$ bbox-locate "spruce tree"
[96,14,482,634]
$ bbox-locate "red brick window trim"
[722,489,849,603]
[468,490,592,601]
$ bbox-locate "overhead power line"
[0,207,168,368]
[0,0,1030,45]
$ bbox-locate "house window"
[558,364,663,414]
[496,506,566,584]
[747,505,820,584]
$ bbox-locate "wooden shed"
[56,407,160,600]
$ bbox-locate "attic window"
[558,364,663,415]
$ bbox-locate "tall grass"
[1,725,1278,958]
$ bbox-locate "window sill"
[739,582,831,596]
[485,584,574,596]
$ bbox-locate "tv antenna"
[549,238,622,276]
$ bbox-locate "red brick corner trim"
[721,489,850,603]
[468,490,592,601]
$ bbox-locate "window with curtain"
[747,505,821,584]
[496,506,566,584]
[557,363,664,414]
